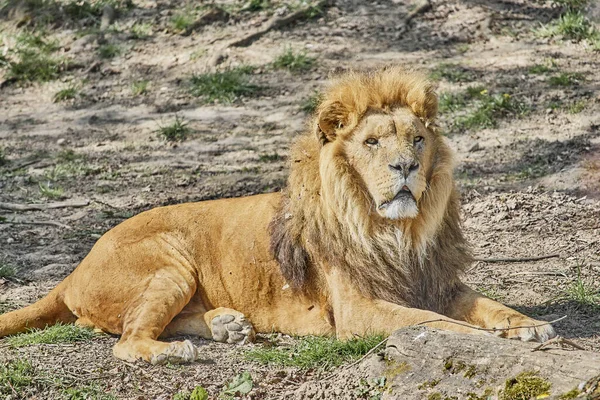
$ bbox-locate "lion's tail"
[0,277,75,337]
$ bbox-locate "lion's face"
[344,108,433,220]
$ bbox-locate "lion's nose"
[389,161,419,178]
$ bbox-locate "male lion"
[0,67,555,364]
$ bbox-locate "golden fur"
[0,67,555,364]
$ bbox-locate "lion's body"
[0,67,555,364]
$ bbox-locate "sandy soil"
[1,0,599,398]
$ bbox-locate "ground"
[0,0,599,398]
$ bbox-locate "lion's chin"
[377,192,419,220]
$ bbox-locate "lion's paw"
[492,315,556,343]
[211,313,255,344]
[150,339,198,365]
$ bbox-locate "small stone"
[468,142,481,152]
[6,238,15,244]
[57,138,67,146]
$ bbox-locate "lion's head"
[271,67,471,312]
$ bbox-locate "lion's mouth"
[378,185,414,210]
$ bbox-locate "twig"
[532,336,585,352]
[8,158,42,172]
[474,254,559,263]
[0,217,71,229]
[0,200,89,211]
[404,0,432,25]
[322,337,389,380]
[416,315,567,333]
[208,0,328,67]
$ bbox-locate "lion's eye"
[414,136,424,144]
[365,138,379,146]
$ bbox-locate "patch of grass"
[455,92,528,131]
[430,63,473,83]
[562,264,600,309]
[528,59,558,75]
[258,152,283,162]
[156,115,191,142]
[438,92,469,113]
[7,323,96,348]
[245,334,385,370]
[301,90,322,113]
[130,22,152,39]
[558,388,580,399]
[171,13,194,32]
[551,0,589,10]
[98,43,121,59]
[0,263,16,279]
[4,31,63,83]
[38,181,64,199]
[273,46,315,73]
[131,80,149,96]
[500,371,551,400]
[567,99,586,114]
[189,67,258,103]
[63,385,117,400]
[537,10,599,43]
[241,0,271,12]
[0,359,35,396]
[53,83,79,102]
[549,72,584,86]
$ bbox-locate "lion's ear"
[407,83,438,123]
[316,101,347,144]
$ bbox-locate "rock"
[100,5,116,30]
[468,142,481,152]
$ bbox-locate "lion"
[0,67,555,364]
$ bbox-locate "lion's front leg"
[446,284,556,342]
[326,270,485,338]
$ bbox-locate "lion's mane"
[270,67,473,314]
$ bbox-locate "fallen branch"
[416,315,567,333]
[532,335,586,352]
[209,0,328,67]
[474,253,559,263]
[0,217,71,229]
[404,0,431,25]
[0,199,89,211]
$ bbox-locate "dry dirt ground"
[1,0,599,398]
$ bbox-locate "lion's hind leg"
[204,308,256,345]
[112,268,198,365]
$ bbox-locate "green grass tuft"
[537,10,599,42]
[131,80,149,96]
[4,32,63,83]
[0,359,35,396]
[63,385,117,400]
[0,263,16,279]
[245,335,385,370]
[53,83,79,102]
[38,181,64,199]
[7,323,97,348]
[130,22,152,39]
[455,91,528,131]
[567,99,586,114]
[189,67,257,103]
[430,63,473,83]
[549,72,584,86]
[562,265,600,309]
[258,153,283,162]
[301,90,322,114]
[241,0,271,12]
[156,115,191,142]
[98,43,121,59]
[273,47,315,73]
[171,13,194,32]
